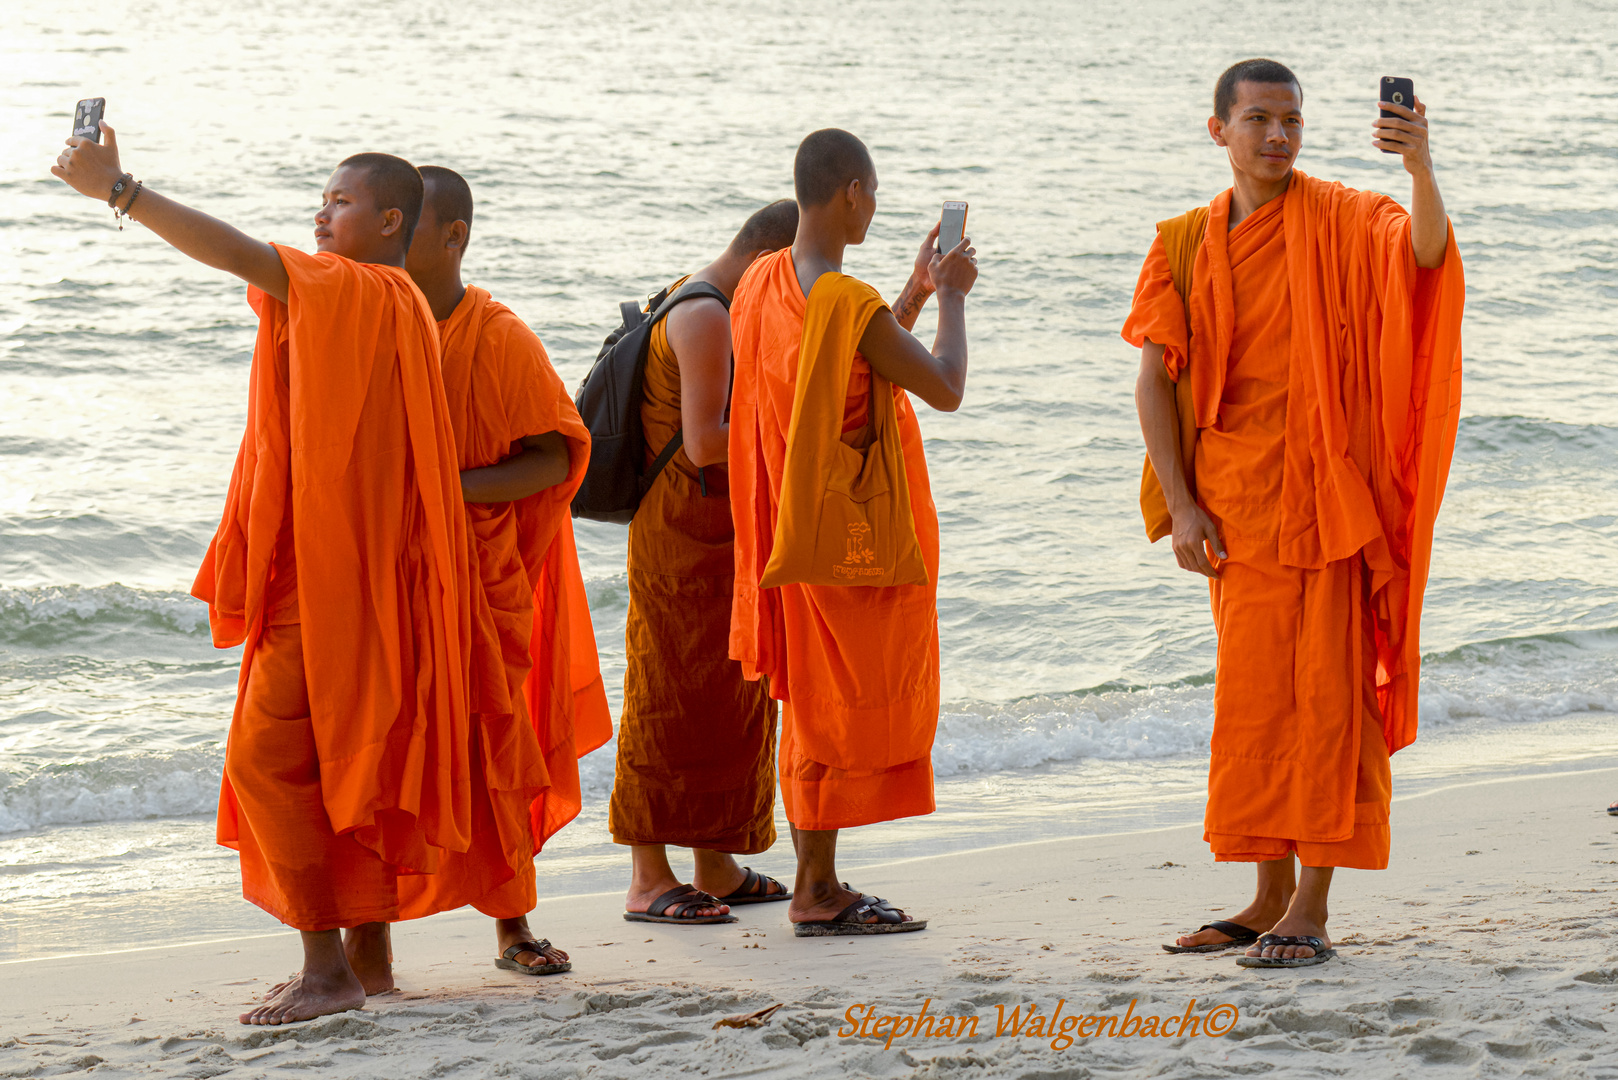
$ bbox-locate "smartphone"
[1378,77,1413,154]
[74,98,105,143]
[938,200,968,257]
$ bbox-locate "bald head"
[336,152,425,250]
[1214,58,1302,121]
[793,129,875,208]
[730,198,798,255]
[419,165,474,246]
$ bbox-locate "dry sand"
[3,765,1616,1079]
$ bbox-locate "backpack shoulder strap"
[1156,206,1209,325]
[635,281,728,498]
[650,280,730,324]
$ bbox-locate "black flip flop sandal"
[495,938,571,976]
[624,884,738,924]
[793,893,927,937]
[715,867,792,906]
[1235,933,1337,968]
[1162,919,1261,954]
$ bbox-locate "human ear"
[1207,116,1227,147]
[448,220,469,251]
[380,207,403,237]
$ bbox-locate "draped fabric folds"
[609,293,779,854]
[729,250,939,831]
[1122,173,1464,866]
[399,286,611,919]
[199,247,471,929]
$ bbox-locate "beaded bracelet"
[116,181,143,231]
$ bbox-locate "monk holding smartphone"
[54,123,472,1022]
[1128,60,1465,967]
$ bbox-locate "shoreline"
[5,765,1616,1077]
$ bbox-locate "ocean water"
[2,0,1617,961]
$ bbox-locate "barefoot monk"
[53,131,474,1021]
[394,166,612,974]
[610,200,800,925]
[729,129,978,935]
[1128,60,1465,967]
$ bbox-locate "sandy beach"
[5,764,1615,1078]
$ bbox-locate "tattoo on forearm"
[892,280,930,330]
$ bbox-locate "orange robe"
[1122,172,1465,868]
[730,250,939,831]
[398,286,612,920]
[609,282,779,852]
[197,246,471,931]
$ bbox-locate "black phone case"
[1379,78,1413,153]
[74,98,105,143]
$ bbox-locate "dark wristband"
[107,173,133,207]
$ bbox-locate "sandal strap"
[832,893,905,925]
[648,884,723,919]
[737,867,764,897]
[502,939,553,961]
[1256,933,1325,950]
[1198,921,1258,940]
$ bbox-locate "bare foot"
[239,969,365,1025]
[495,916,570,970]
[788,883,914,925]
[1245,913,1331,960]
[341,923,395,995]
[626,874,729,919]
[1173,901,1285,950]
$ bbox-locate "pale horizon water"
[2,0,1616,960]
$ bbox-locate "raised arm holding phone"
[51,108,480,1027]
[1124,60,1464,970]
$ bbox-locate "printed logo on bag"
[833,522,885,580]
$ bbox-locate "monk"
[729,129,978,935]
[388,166,611,971]
[53,130,472,1022]
[1127,60,1465,967]
[611,200,801,925]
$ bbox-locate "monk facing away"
[392,166,612,971]
[54,130,475,1021]
[610,200,801,924]
[1127,60,1465,967]
[730,129,978,935]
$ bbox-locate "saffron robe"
[1122,171,1465,867]
[609,282,779,852]
[198,246,471,930]
[398,286,611,919]
[730,249,939,831]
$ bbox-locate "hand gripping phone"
[74,98,105,142]
[1378,77,1413,154]
[938,200,968,257]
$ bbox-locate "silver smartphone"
[938,200,968,256]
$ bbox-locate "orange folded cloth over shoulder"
[197,246,471,930]
[758,273,927,589]
[399,286,610,921]
[729,249,939,831]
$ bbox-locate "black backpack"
[570,280,729,523]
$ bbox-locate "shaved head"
[419,165,474,239]
[337,152,425,249]
[793,129,875,208]
[731,198,798,254]
[1214,58,1302,121]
